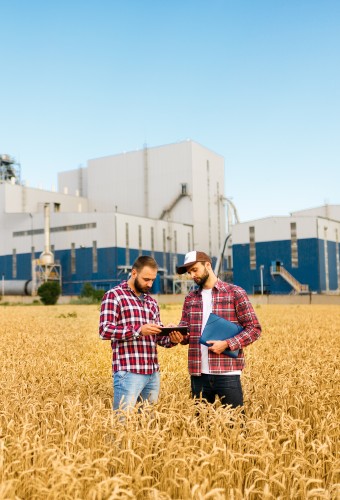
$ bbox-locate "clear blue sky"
[1,0,339,222]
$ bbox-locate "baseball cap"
[176,251,212,275]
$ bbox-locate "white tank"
[1,280,33,295]
[39,251,54,265]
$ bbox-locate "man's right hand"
[140,323,162,336]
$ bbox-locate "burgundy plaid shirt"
[99,281,174,374]
[179,279,261,376]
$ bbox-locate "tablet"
[157,326,188,336]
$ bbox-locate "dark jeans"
[191,374,243,408]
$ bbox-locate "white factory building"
[232,205,340,295]
[0,141,228,295]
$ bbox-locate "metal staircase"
[270,264,309,294]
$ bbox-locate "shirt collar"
[122,280,150,302]
[197,278,231,295]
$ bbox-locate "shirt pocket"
[144,306,159,323]
[212,297,234,318]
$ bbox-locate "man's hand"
[169,330,184,343]
[140,323,162,336]
[165,323,186,344]
[206,339,229,354]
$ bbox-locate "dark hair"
[132,255,158,272]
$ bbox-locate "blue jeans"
[191,374,243,408]
[113,370,160,411]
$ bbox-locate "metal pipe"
[40,203,54,265]
[214,233,231,277]
[260,265,264,295]
[44,203,51,255]
[1,280,33,296]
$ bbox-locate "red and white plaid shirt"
[99,281,174,374]
[179,279,261,376]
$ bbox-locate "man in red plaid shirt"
[99,255,182,412]
[176,251,261,408]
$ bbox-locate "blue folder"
[199,313,243,358]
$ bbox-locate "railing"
[172,278,195,294]
[270,265,309,294]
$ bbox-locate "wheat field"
[0,303,339,499]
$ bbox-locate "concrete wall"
[232,216,319,244]
[57,140,226,257]
[191,142,225,255]
[3,183,88,214]
[292,204,340,220]
[2,293,340,305]
[233,237,321,294]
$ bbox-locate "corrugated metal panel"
[233,238,323,294]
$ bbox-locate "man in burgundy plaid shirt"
[99,255,182,412]
[176,251,261,408]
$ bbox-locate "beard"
[194,268,210,287]
[134,276,152,294]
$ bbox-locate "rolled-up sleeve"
[227,288,261,351]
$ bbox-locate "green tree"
[38,281,61,305]
[80,283,105,302]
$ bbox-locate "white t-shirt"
[200,288,241,376]
[200,288,212,374]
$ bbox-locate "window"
[163,228,166,269]
[71,243,76,274]
[13,222,97,237]
[125,223,130,265]
[324,227,329,291]
[138,225,142,255]
[249,226,256,270]
[12,249,17,278]
[291,222,298,267]
[163,229,166,252]
[92,241,98,273]
[151,227,155,257]
[174,230,178,254]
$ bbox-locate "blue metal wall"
[0,247,184,295]
[0,252,33,281]
[318,240,339,291]
[0,255,14,279]
[233,238,323,294]
[327,241,338,290]
[60,247,177,295]
[3,238,339,295]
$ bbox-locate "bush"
[80,283,105,302]
[37,281,61,305]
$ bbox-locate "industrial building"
[232,205,340,295]
[2,142,339,298]
[0,141,229,296]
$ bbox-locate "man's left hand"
[169,331,184,344]
[206,340,229,354]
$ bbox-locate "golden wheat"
[0,304,339,499]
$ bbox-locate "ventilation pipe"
[40,203,54,265]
